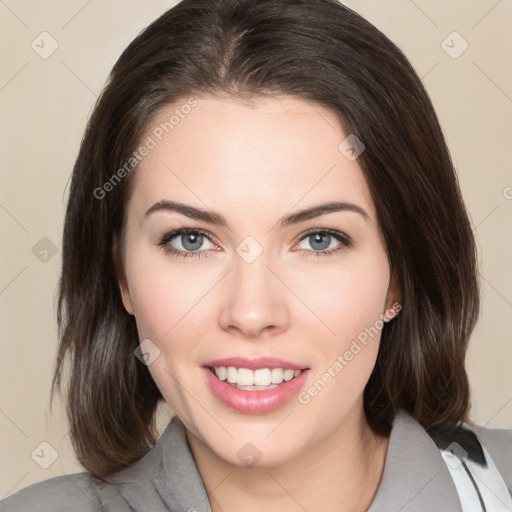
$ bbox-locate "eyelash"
[157,228,352,260]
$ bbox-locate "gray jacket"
[1,409,511,511]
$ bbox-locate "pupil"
[183,233,202,250]
[311,232,330,250]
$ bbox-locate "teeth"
[215,366,227,381]
[237,384,278,391]
[213,366,303,387]
[226,366,237,383]
[271,368,283,383]
[283,369,295,381]
[237,368,254,386]
[254,368,271,386]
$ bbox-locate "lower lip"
[202,367,311,414]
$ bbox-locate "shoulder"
[0,473,101,512]
[476,423,512,450]
[0,417,210,511]
[474,423,512,487]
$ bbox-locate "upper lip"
[202,356,308,371]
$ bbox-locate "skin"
[117,94,401,512]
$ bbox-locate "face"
[118,94,400,467]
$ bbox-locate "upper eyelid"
[298,227,350,238]
[161,227,350,247]
[160,228,218,246]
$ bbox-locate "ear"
[113,235,134,315]
[383,269,402,322]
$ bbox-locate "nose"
[218,251,291,340]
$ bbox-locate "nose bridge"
[218,241,290,338]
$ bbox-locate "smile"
[209,366,302,390]
[201,357,311,414]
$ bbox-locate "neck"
[186,405,390,512]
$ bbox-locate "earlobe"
[119,277,135,316]
[384,270,402,322]
[113,236,134,316]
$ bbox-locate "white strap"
[440,443,512,511]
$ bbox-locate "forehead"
[129,94,376,222]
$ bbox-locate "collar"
[101,409,462,511]
[367,409,461,511]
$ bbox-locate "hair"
[52,0,480,480]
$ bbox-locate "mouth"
[201,357,311,414]
[206,365,305,391]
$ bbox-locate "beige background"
[1,0,511,497]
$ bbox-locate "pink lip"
[202,366,311,414]
[202,356,306,371]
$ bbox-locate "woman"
[1,0,511,510]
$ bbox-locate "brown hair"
[52,0,480,480]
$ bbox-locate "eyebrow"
[144,200,369,227]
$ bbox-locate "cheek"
[125,254,206,412]
[124,227,390,408]
[126,234,390,348]
[297,250,390,347]
[298,249,390,399]
[125,237,207,340]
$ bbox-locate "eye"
[157,227,352,260]
[157,228,217,259]
[295,229,352,258]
